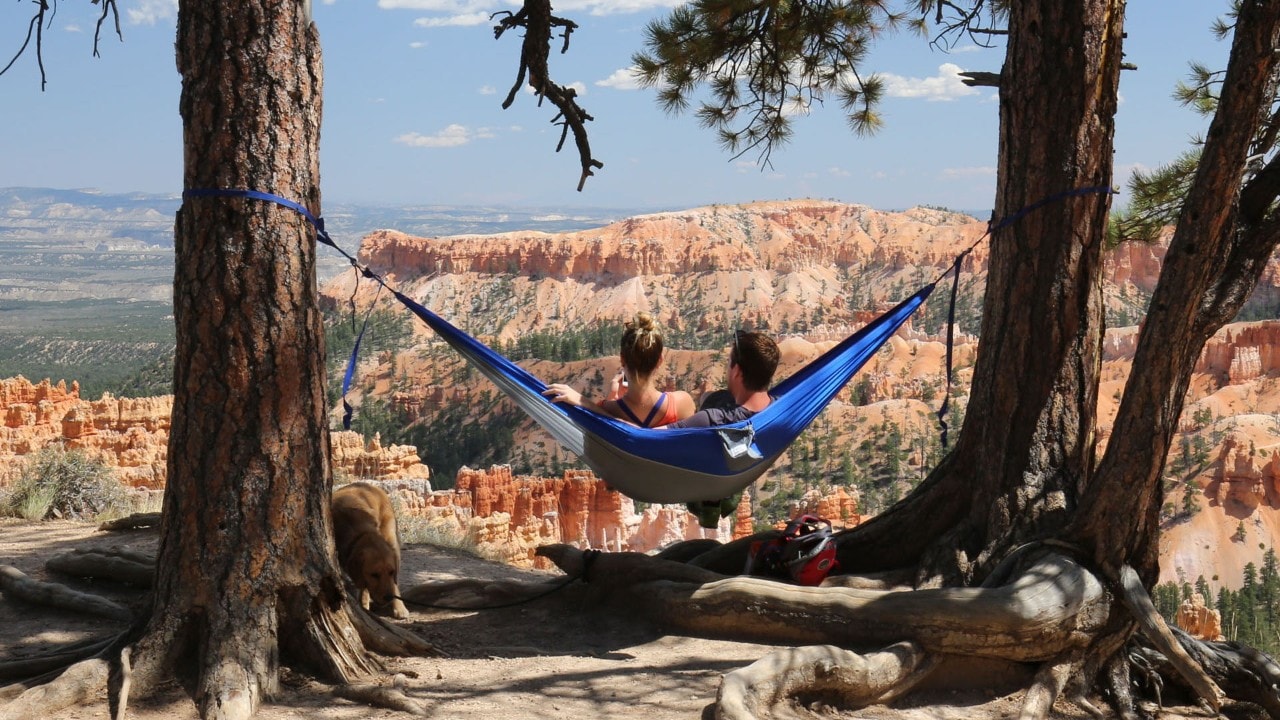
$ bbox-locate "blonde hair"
[620,312,664,376]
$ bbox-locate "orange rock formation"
[1175,592,1224,642]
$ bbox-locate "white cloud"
[409,41,427,48]
[553,0,685,16]
[395,124,487,148]
[381,0,498,10]
[479,85,497,95]
[383,0,682,21]
[734,160,758,174]
[126,0,177,25]
[413,12,492,27]
[64,24,83,33]
[567,81,587,97]
[881,63,980,102]
[939,166,996,180]
[596,67,644,91]
[827,167,850,178]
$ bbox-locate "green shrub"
[3,446,127,521]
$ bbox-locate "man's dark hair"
[731,331,780,391]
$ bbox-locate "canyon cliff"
[6,200,1280,592]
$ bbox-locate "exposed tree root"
[1117,565,1224,712]
[537,544,1109,660]
[1132,626,1280,717]
[46,547,156,587]
[98,512,162,532]
[292,673,428,714]
[400,575,576,611]
[0,565,133,621]
[344,598,440,657]
[714,641,937,720]
[1017,654,1079,720]
[0,658,108,720]
[0,635,115,682]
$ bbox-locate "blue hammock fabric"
[391,285,933,503]
[182,184,1120,506]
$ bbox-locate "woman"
[542,312,696,427]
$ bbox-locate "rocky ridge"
[6,201,1280,590]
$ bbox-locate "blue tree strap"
[184,187,391,429]
[988,185,1115,235]
[341,282,385,430]
[928,184,1116,449]
[935,250,970,449]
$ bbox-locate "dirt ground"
[0,518,1225,720]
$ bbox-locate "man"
[665,330,780,429]
[667,330,780,527]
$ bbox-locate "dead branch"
[493,0,603,191]
[0,565,132,622]
[46,547,155,587]
[98,512,161,532]
[715,642,937,720]
[0,0,122,91]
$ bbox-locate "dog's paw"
[391,600,410,619]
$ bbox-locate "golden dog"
[331,482,409,619]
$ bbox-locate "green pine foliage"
[632,0,909,164]
[1154,549,1280,658]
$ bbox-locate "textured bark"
[839,0,1125,587]
[1073,1,1280,582]
[539,545,1110,661]
[111,3,377,718]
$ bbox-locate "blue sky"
[0,1,1234,213]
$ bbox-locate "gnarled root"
[344,599,440,658]
[715,641,936,720]
[1131,626,1280,718]
[0,658,108,720]
[46,547,156,587]
[1117,565,1224,712]
[0,565,133,621]
[400,576,576,611]
[537,545,1109,660]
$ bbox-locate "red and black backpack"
[745,514,839,586]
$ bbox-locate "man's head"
[729,331,780,392]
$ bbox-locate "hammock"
[387,283,934,504]
[183,184,1119,506]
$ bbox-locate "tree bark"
[1072,0,1280,583]
[839,0,1125,587]
[111,3,377,718]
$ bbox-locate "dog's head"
[349,540,400,608]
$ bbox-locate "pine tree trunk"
[118,4,375,718]
[840,0,1124,586]
[1074,2,1280,583]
